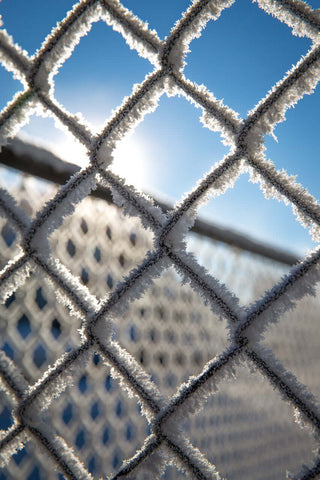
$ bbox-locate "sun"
[47,133,151,191]
[19,127,152,193]
[111,135,150,190]
[52,136,89,168]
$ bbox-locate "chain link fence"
[0,1,320,479]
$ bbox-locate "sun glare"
[19,128,152,193]
[53,137,88,168]
[111,136,150,190]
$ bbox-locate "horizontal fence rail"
[0,139,300,266]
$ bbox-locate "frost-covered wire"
[0,0,320,478]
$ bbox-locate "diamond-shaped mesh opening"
[112,267,229,394]
[126,94,229,198]
[50,196,153,299]
[54,21,152,129]
[185,1,312,117]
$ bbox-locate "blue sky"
[0,0,319,256]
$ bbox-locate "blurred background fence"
[0,141,319,480]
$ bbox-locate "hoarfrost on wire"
[0,0,320,479]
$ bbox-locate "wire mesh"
[0,1,320,479]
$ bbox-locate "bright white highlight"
[52,135,88,168]
[19,129,153,191]
[111,135,151,190]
